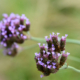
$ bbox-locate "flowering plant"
[0,13,80,78]
[0,13,30,56]
[35,33,70,77]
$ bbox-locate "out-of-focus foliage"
[0,0,80,80]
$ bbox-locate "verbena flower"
[0,13,30,56]
[3,42,19,57]
[34,33,70,78]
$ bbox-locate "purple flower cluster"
[35,33,70,77]
[3,42,19,57]
[0,13,30,48]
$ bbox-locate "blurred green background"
[0,0,80,80]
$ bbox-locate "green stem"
[68,56,80,63]
[18,44,38,53]
[68,65,80,73]
[66,39,80,45]
[31,37,80,45]
[31,37,45,42]
[60,64,80,73]
[23,44,38,50]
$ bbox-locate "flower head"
[34,33,70,77]
[0,13,30,56]
[3,43,19,57]
[0,13,30,48]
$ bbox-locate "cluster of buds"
[3,42,19,57]
[35,33,70,78]
[0,13,30,56]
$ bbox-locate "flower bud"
[3,43,18,57]
[60,36,66,51]
[59,53,69,67]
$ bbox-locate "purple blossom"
[47,65,52,69]
[40,75,44,78]
[8,51,12,55]
[47,52,51,55]
[52,62,56,65]
[47,61,50,64]
[40,58,43,61]
[34,33,70,77]
[53,66,56,69]
[3,43,7,47]
[3,43,18,57]
[43,50,45,54]
[2,13,8,18]
[0,13,30,56]
[23,36,27,39]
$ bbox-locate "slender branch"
[23,44,38,50]
[31,37,80,45]
[60,63,80,73]
[18,44,38,53]
[31,37,45,42]
[66,39,80,45]
[68,56,80,63]
[68,65,80,73]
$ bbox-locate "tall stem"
[31,37,80,45]
[68,65,80,73]
[60,64,80,73]
[66,39,80,45]
[68,56,80,63]
[18,44,38,53]
[31,37,45,42]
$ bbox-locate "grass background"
[0,0,80,80]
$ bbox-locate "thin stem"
[31,37,80,45]
[68,65,80,73]
[68,56,80,63]
[18,44,38,53]
[66,39,80,45]
[23,44,38,50]
[31,37,45,42]
[60,64,80,73]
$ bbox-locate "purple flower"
[3,43,18,57]
[47,61,50,64]
[40,74,44,78]
[0,13,30,56]
[53,66,56,69]
[34,33,70,77]
[52,62,56,65]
